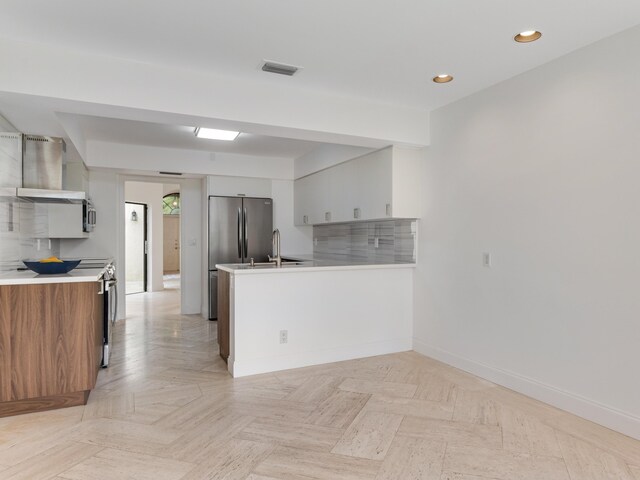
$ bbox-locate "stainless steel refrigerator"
[208,196,273,319]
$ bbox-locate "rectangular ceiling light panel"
[261,61,299,76]
[194,127,240,141]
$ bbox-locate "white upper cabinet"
[294,146,421,225]
[294,168,334,225]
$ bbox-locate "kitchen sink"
[235,260,309,269]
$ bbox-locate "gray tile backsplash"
[0,200,60,272]
[313,219,417,263]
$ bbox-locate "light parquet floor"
[1,286,639,479]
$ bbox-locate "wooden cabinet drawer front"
[0,282,101,402]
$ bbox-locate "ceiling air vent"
[261,61,300,76]
[159,171,183,176]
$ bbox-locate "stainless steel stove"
[99,260,117,367]
[77,259,118,368]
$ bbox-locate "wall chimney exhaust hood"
[0,133,86,203]
[16,188,86,202]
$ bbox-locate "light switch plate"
[483,252,491,268]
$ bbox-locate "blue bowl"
[23,260,81,275]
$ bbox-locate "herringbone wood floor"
[1,286,639,480]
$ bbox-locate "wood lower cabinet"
[217,270,230,362]
[0,281,103,416]
[0,286,11,401]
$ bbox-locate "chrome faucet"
[268,229,282,267]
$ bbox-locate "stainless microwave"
[83,200,96,233]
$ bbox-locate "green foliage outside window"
[163,193,180,215]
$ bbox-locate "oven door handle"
[111,280,118,324]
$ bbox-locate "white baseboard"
[232,338,412,378]
[413,338,640,441]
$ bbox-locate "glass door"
[125,202,148,294]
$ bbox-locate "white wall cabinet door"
[294,170,330,225]
[294,146,422,225]
[310,169,331,224]
[294,174,313,226]
[327,161,353,223]
[350,148,392,221]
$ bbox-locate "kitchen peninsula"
[216,259,415,377]
[0,269,105,417]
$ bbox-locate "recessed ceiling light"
[433,74,453,84]
[194,127,240,141]
[514,30,542,43]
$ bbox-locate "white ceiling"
[0,94,336,159]
[1,0,640,111]
[1,1,640,164]
[69,114,323,159]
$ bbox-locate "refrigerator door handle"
[243,207,248,256]
[237,207,242,258]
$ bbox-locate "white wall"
[124,203,146,291]
[294,144,374,178]
[125,181,164,292]
[178,178,203,315]
[230,267,414,377]
[87,141,294,180]
[207,175,272,198]
[60,170,119,262]
[414,25,640,440]
[0,112,17,131]
[163,183,180,195]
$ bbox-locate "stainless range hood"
[16,187,86,202]
[0,133,86,203]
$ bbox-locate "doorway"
[119,177,203,321]
[162,187,181,290]
[125,202,148,294]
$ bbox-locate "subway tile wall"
[0,200,59,272]
[313,219,417,263]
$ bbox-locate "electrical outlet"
[483,252,491,268]
[279,330,288,344]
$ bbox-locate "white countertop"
[0,268,106,286]
[216,254,416,275]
